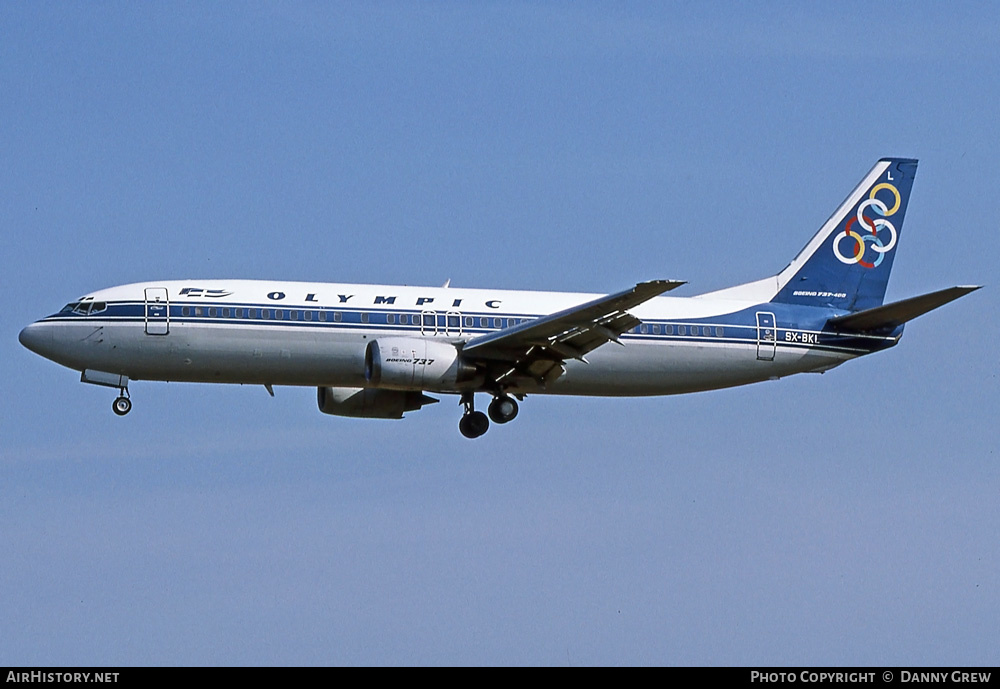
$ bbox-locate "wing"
[462,279,684,390]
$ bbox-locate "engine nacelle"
[364,337,480,391]
[317,386,438,419]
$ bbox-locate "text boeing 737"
[19,158,980,437]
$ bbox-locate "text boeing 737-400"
[19,158,981,438]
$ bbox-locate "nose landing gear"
[80,370,133,417]
[112,388,131,416]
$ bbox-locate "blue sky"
[2,2,998,665]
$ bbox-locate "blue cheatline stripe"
[40,299,896,353]
[37,319,878,357]
[38,319,888,357]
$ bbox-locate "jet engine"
[317,386,438,419]
[364,337,480,390]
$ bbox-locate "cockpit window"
[61,301,107,316]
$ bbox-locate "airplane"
[19,158,980,438]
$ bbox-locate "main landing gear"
[112,387,132,416]
[458,392,519,438]
[488,395,519,424]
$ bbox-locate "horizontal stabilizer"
[828,285,981,332]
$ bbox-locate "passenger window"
[716,326,724,337]
[334,312,342,322]
[652,324,660,335]
[386,313,395,324]
[640,324,648,334]
[261,309,270,319]
[319,311,328,322]
[290,310,298,321]
[208,308,217,317]
[194,307,203,316]
[677,325,685,335]
[361,312,369,323]
[182,306,190,317]
[665,324,674,335]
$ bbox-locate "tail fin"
[770,158,918,311]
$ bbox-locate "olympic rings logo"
[832,182,901,268]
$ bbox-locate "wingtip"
[639,279,686,293]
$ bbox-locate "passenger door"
[756,311,776,361]
[145,287,170,335]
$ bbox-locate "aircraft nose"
[18,322,52,356]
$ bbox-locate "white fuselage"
[19,279,891,398]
